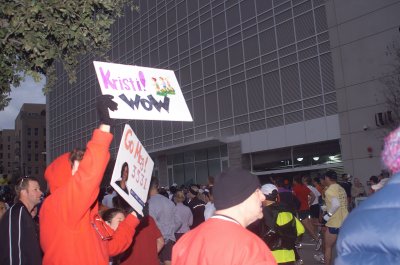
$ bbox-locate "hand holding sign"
[96,94,118,125]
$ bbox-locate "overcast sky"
[0,76,46,130]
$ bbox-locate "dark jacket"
[188,197,205,229]
[0,201,42,265]
[336,173,400,265]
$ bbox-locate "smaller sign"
[110,124,154,215]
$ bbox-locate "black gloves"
[96,94,118,125]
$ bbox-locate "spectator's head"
[261,184,279,203]
[70,148,85,176]
[302,175,312,186]
[45,149,84,193]
[353,177,361,186]
[101,208,125,231]
[275,177,284,188]
[369,175,379,185]
[187,185,199,199]
[149,177,159,196]
[15,176,43,211]
[174,190,186,204]
[312,176,321,186]
[323,170,338,185]
[293,175,303,185]
[169,185,178,195]
[213,168,264,227]
[158,187,169,198]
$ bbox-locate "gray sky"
[0,76,46,130]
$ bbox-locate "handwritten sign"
[110,124,154,215]
[93,61,193,122]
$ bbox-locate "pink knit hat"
[382,126,400,173]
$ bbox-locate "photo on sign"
[110,124,154,215]
[93,61,193,122]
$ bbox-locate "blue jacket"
[336,173,400,265]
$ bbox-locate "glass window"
[34,128,39,136]
[212,13,226,36]
[200,19,213,41]
[193,96,205,126]
[28,141,31,149]
[255,0,273,14]
[232,82,248,116]
[184,163,195,185]
[191,60,202,82]
[240,0,255,21]
[168,38,178,58]
[173,153,184,164]
[189,26,201,47]
[184,151,195,163]
[243,35,260,61]
[202,55,215,77]
[226,5,240,29]
[229,42,243,66]
[215,48,229,72]
[195,161,208,184]
[34,141,38,149]
[208,159,222,177]
[207,146,220,159]
[27,128,31,136]
[173,164,184,185]
[195,149,207,161]
[220,145,228,157]
[178,33,189,53]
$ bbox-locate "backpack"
[260,204,298,251]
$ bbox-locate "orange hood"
[45,153,72,193]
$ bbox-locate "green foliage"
[0,0,138,110]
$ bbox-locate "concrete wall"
[325,0,400,183]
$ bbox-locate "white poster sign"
[93,61,193,122]
[110,124,154,215]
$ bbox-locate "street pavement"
[297,233,337,265]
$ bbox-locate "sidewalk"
[297,233,337,265]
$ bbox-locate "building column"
[227,141,250,170]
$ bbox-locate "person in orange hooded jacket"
[40,95,139,265]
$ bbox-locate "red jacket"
[40,129,139,265]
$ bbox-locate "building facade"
[0,129,16,182]
[325,0,400,180]
[15,104,47,188]
[47,0,398,187]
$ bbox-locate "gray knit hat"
[213,168,260,210]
